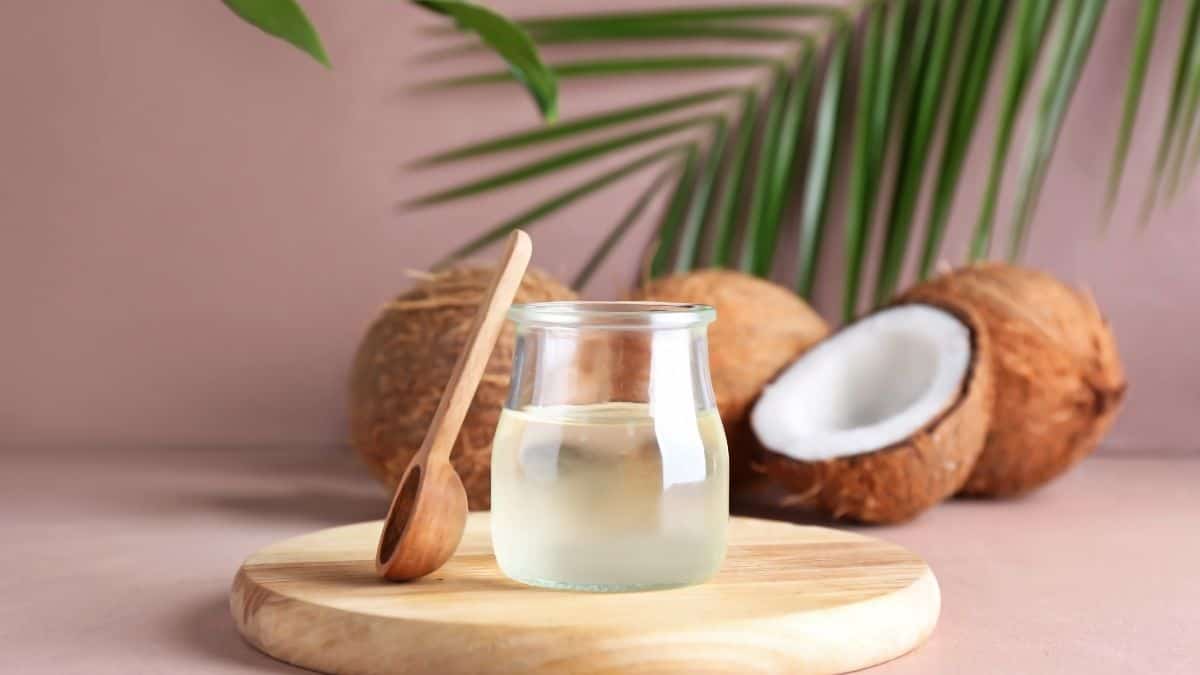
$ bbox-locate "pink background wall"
[1,1,1196,453]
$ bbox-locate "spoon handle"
[418,230,531,465]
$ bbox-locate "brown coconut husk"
[630,269,829,488]
[348,266,576,510]
[752,301,994,524]
[900,263,1126,497]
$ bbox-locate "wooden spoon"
[376,230,532,582]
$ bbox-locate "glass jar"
[491,301,729,592]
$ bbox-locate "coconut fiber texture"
[349,266,576,510]
[631,269,829,487]
[753,302,994,524]
[901,263,1126,497]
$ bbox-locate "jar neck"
[505,324,716,414]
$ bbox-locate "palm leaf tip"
[1142,0,1200,223]
[416,0,558,121]
[1103,0,1162,219]
[1009,0,1107,260]
[1164,1,1200,201]
[222,0,331,67]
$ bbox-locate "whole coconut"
[901,263,1126,496]
[349,266,576,510]
[630,269,829,486]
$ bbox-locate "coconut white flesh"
[751,304,970,461]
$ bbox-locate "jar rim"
[508,301,715,329]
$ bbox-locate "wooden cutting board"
[231,514,938,675]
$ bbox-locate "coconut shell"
[630,269,829,486]
[752,301,994,524]
[348,266,576,510]
[900,263,1125,497]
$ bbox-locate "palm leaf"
[869,1,906,186]
[1165,5,1200,200]
[796,31,848,297]
[650,148,703,276]
[707,92,759,267]
[409,1,1180,313]
[970,0,1056,260]
[422,55,774,89]
[518,5,845,27]
[1142,0,1200,222]
[435,143,693,266]
[841,4,884,321]
[416,0,558,120]
[763,50,818,249]
[748,52,819,279]
[526,23,801,43]
[738,67,792,275]
[851,0,936,299]
[1104,0,1162,219]
[873,0,958,305]
[407,114,722,206]
[222,0,330,66]
[671,122,731,273]
[574,166,682,289]
[413,87,741,166]
[425,14,822,61]
[919,0,1009,280]
[1008,0,1106,260]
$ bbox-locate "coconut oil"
[491,401,728,591]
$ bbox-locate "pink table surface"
[2,444,1197,674]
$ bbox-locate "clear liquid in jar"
[490,401,729,591]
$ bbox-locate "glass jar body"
[491,303,729,591]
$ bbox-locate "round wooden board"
[232,514,939,675]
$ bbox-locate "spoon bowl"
[376,457,468,581]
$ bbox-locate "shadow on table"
[96,443,392,527]
[173,593,304,674]
[731,484,847,528]
[198,488,386,527]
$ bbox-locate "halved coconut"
[750,303,993,523]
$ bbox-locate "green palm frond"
[1008,0,1106,260]
[795,31,847,297]
[1104,0,1162,220]
[1163,0,1200,201]
[575,166,681,289]
[873,0,958,305]
[969,0,1056,261]
[919,0,1009,281]
[1143,0,1200,223]
[412,1,1195,314]
[708,92,760,267]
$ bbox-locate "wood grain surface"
[231,514,939,674]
